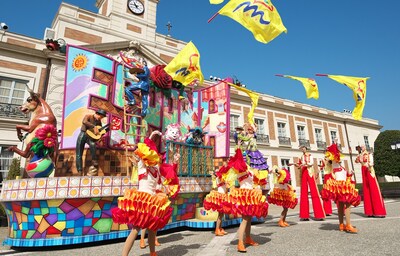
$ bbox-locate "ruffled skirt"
[223,188,269,218]
[246,150,269,170]
[112,189,172,231]
[321,178,361,206]
[203,190,227,213]
[268,187,298,209]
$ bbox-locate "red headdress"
[325,143,343,163]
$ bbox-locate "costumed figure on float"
[112,130,180,256]
[321,143,360,233]
[268,165,298,227]
[121,52,150,117]
[244,123,269,171]
[295,145,325,221]
[8,86,58,178]
[355,145,386,217]
[222,149,269,253]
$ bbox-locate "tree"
[374,130,400,178]
[7,158,22,180]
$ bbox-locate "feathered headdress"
[325,143,343,163]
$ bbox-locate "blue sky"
[1,0,399,130]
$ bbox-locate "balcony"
[317,141,326,150]
[0,103,29,120]
[278,136,291,146]
[256,134,270,144]
[299,139,310,149]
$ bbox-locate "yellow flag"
[284,75,319,99]
[210,0,224,4]
[230,83,259,124]
[164,41,204,86]
[217,0,287,44]
[327,75,369,120]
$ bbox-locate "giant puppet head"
[165,123,182,142]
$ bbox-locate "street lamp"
[390,141,400,150]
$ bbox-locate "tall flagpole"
[207,12,220,23]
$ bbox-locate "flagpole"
[315,74,328,77]
[275,74,284,77]
[208,12,220,23]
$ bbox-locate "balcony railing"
[317,141,327,150]
[165,141,214,177]
[0,103,29,120]
[278,136,291,146]
[256,134,270,144]
[299,139,310,149]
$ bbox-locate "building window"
[330,130,337,143]
[277,122,286,137]
[364,136,370,149]
[315,128,326,149]
[0,77,28,105]
[230,114,239,138]
[297,125,306,140]
[254,118,265,135]
[0,145,15,181]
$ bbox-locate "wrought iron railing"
[165,141,214,177]
[299,139,310,149]
[256,134,270,144]
[278,136,291,146]
[0,103,29,120]
[317,141,326,150]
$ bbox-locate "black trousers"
[75,131,97,172]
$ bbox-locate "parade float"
[0,45,266,247]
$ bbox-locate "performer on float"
[203,164,229,236]
[244,123,269,171]
[295,145,325,220]
[112,130,180,256]
[223,149,269,253]
[318,157,333,216]
[321,143,360,233]
[355,145,386,217]
[75,109,107,175]
[268,165,298,227]
[124,59,150,117]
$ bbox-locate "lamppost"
[390,141,400,150]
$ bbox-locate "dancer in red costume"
[318,158,333,216]
[355,145,386,217]
[223,149,268,253]
[203,164,229,236]
[295,146,325,220]
[268,165,298,227]
[321,143,360,233]
[112,131,180,256]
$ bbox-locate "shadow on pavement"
[157,243,202,256]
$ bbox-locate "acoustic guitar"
[86,123,110,141]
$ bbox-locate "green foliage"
[7,158,21,180]
[374,130,400,178]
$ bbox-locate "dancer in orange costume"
[112,131,180,256]
[321,143,360,233]
[222,149,269,253]
[268,165,298,227]
[295,146,325,220]
[355,145,386,217]
[203,165,229,236]
[318,158,333,216]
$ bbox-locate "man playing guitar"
[75,109,107,175]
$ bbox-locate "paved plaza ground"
[0,198,399,256]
